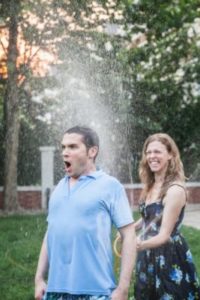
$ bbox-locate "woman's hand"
[136,236,144,251]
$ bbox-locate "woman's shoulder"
[163,181,187,205]
[168,181,186,193]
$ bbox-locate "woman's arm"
[137,185,186,251]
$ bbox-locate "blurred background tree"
[116,0,200,179]
[0,0,199,211]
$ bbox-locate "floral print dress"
[134,200,200,300]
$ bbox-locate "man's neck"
[69,166,97,187]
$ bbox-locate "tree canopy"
[0,0,200,210]
[116,0,200,178]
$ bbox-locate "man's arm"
[35,232,48,300]
[111,222,136,300]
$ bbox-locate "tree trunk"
[3,0,21,212]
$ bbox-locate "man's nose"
[62,148,69,156]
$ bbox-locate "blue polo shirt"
[46,170,133,295]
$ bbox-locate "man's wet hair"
[65,126,99,151]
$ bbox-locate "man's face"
[61,133,96,178]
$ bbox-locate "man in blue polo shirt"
[35,126,136,300]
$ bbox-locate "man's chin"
[65,166,72,174]
[66,172,80,179]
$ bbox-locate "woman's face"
[145,140,172,175]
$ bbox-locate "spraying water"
[32,39,133,184]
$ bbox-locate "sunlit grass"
[0,214,199,300]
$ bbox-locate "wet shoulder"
[98,171,123,188]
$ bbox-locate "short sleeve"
[110,184,134,228]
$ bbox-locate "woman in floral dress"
[134,133,200,300]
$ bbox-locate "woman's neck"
[154,172,165,187]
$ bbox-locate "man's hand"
[34,233,48,300]
[35,278,47,300]
[110,286,129,300]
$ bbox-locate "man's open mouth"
[64,161,71,168]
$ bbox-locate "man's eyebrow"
[61,143,78,147]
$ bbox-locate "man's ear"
[88,146,98,159]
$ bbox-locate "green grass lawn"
[0,214,199,300]
[0,214,46,300]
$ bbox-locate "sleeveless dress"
[134,194,200,300]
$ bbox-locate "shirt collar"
[65,169,104,181]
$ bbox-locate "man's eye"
[70,145,77,149]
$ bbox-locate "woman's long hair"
[139,133,185,201]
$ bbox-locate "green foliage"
[1,0,200,186]
[117,0,200,179]
[0,0,133,185]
